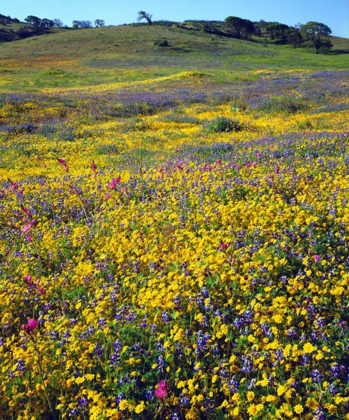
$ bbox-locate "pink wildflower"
[108,177,121,189]
[23,276,32,285]
[314,255,321,262]
[155,380,167,400]
[57,158,68,172]
[22,319,38,334]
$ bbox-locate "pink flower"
[22,208,31,217]
[108,177,121,189]
[92,161,97,172]
[314,255,321,262]
[26,235,32,243]
[57,158,68,172]
[216,159,222,165]
[177,164,183,171]
[23,276,32,285]
[256,152,262,158]
[20,220,36,233]
[275,167,280,174]
[22,319,38,334]
[155,380,167,399]
[219,243,230,251]
[36,280,44,295]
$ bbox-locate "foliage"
[72,20,93,29]
[0,68,349,419]
[137,11,153,26]
[205,115,242,132]
[301,21,333,54]
[94,19,105,28]
[225,16,254,39]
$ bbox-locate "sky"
[2,0,349,38]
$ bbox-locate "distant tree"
[286,27,303,48]
[72,20,92,29]
[266,23,289,41]
[41,18,55,28]
[225,16,254,39]
[80,20,92,28]
[52,18,64,27]
[94,19,105,27]
[137,11,152,26]
[243,19,255,38]
[24,15,42,27]
[301,21,332,54]
[225,16,245,38]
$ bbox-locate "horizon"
[2,0,349,38]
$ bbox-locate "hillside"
[0,24,348,91]
[0,13,64,42]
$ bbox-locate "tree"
[52,18,64,27]
[225,16,254,39]
[24,15,42,27]
[94,19,105,27]
[72,20,92,28]
[286,27,303,48]
[266,23,289,41]
[137,11,152,26]
[300,21,332,54]
[41,18,55,28]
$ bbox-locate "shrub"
[154,39,169,47]
[205,116,242,132]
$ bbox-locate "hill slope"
[0,24,348,91]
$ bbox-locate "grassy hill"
[0,23,348,91]
[0,13,64,43]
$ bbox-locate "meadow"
[1,24,349,420]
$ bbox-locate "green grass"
[0,25,348,91]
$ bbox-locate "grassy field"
[0,24,348,90]
[1,24,349,420]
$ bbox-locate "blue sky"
[3,0,349,37]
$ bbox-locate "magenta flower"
[314,255,321,262]
[23,276,32,285]
[22,319,38,334]
[108,177,121,189]
[57,158,68,172]
[219,243,230,251]
[20,220,36,233]
[92,161,97,172]
[155,380,167,400]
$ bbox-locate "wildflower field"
[1,31,349,419]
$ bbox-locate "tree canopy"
[301,21,332,54]
[225,16,254,39]
[137,11,153,26]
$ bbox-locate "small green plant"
[230,90,249,111]
[205,116,242,132]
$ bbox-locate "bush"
[205,116,242,132]
[154,39,169,47]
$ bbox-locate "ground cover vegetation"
[0,18,349,420]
